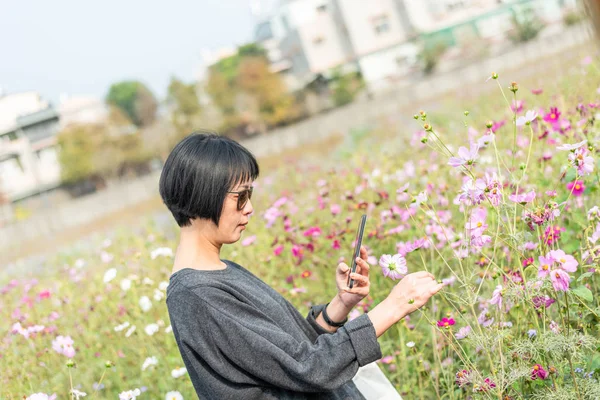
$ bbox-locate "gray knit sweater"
[166,259,382,399]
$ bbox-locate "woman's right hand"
[387,271,443,319]
[367,271,444,337]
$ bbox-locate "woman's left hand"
[335,246,370,308]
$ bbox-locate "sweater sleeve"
[172,286,381,393]
[305,303,337,336]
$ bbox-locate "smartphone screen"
[347,214,367,289]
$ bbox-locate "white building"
[0,92,61,202]
[253,0,582,91]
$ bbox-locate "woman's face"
[216,180,254,244]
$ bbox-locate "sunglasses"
[227,187,254,210]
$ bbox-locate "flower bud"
[491,72,498,80]
[423,124,432,132]
[413,114,419,120]
[509,81,518,93]
[421,137,428,143]
[463,111,469,116]
[519,163,526,170]
[105,360,114,368]
[419,110,426,116]
[486,121,493,129]
[66,360,75,368]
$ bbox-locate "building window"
[316,4,327,12]
[373,15,390,35]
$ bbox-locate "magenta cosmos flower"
[566,180,585,196]
[378,254,408,280]
[437,317,455,328]
[531,364,549,380]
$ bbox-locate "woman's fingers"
[355,256,370,276]
[347,272,369,287]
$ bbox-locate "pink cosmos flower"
[531,364,549,380]
[543,225,564,245]
[544,107,561,124]
[568,147,595,176]
[475,378,497,393]
[379,254,408,280]
[489,285,504,311]
[455,369,472,387]
[52,335,75,358]
[448,142,480,167]
[273,245,283,256]
[291,245,303,260]
[549,249,578,272]
[25,394,57,400]
[550,269,571,292]
[437,317,455,328]
[491,120,505,133]
[466,208,488,236]
[303,226,322,237]
[538,254,554,278]
[531,88,543,95]
[330,204,341,215]
[241,235,256,246]
[508,190,536,205]
[332,240,341,250]
[566,180,586,196]
[532,295,555,309]
[478,309,494,327]
[455,326,471,339]
[511,100,524,113]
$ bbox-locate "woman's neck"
[173,226,225,271]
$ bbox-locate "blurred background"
[0,0,596,266]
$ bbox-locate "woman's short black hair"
[159,131,260,227]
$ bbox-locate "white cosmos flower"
[171,367,187,378]
[125,325,136,337]
[142,356,158,371]
[120,279,132,291]
[557,140,587,151]
[145,323,159,336]
[142,277,154,286]
[70,389,87,399]
[103,268,117,283]
[119,388,141,400]
[114,321,130,332]
[406,341,415,348]
[153,289,165,301]
[165,325,173,333]
[165,391,183,400]
[158,281,169,291]
[150,247,173,260]
[139,296,152,312]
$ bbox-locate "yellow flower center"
[575,185,581,190]
[542,265,549,271]
[560,258,566,263]
[477,222,483,227]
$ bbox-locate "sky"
[0,0,258,104]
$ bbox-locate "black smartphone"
[347,214,367,289]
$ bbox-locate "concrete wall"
[0,22,592,260]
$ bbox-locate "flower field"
[3,58,600,399]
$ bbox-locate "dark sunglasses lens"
[238,190,249,210]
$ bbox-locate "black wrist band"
[321,302,348,327]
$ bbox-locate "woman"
[161,132,443,399]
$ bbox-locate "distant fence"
[1,22,593,261]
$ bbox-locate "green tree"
[205,43,297,135]
[167,77,202,139]
[106,81,158,127]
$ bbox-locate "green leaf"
[577,272,595,282]
[572,286,594,302]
